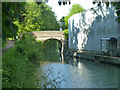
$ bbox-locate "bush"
[15,33,44,63]
[2,47,36,88]
[2,39,7,48]
[63,29,68,40]
[2,33,44,88]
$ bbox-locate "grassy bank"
[2,34,44,88]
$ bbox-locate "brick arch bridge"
[27,31,65,53]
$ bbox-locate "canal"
[36,40,119,88]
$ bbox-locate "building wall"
[68,3,119,53]
[118,24,120,55]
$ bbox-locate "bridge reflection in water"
[36,39,119,88]
[42,39,63,62]
[38,57,118,88]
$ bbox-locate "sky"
[46,0,97,21]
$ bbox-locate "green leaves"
[64,4,85,28]
[2,2,26,40]
[63,29,68,40]
[2,2,59,40]
[19,2,59,33]
[68,4,85,16]
[2,34,44,88]
[2,14,18,40]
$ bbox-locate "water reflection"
[42,39,62,62]
[39,56,118,88]
[36,40,118,88]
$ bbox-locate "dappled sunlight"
[2,1,120,89]
[69,3,119,52]
[37,56,118,88]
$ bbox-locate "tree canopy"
[64,4,85,28]
[2,2,26,40]
[59,16,67,30]
[2,2,60,40]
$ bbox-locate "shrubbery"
[63,29,68,40]
[2,34,44,88]
[15,33,44,63]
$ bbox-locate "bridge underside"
[36,37,64,42]
[32,31,65,53]
[20,31,65,53]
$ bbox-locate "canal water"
[36,40,119,88]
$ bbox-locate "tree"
[59,16,67,30]
[14,2,60,34]
[64,4,85,28]
[2,2,26,40]
[2,2,60,40]
[39,3,60,30]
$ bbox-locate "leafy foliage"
[59,17,67,30]
[63,29,68,40]
[63,29,69,50]
[16,33,44,63]
[2,2,26,40]
[14,2,60,34]
[2,34,44,88]
[64,4,85,28]
[2,34,63,88]
[2,2,60,40]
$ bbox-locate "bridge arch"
[42,37,64,43]
[19,31,65,53]
[32,31,65,53]
[43,38,62,52]
[43,38,63,43]
[42,38,64,53]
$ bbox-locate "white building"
[68,3,120,56]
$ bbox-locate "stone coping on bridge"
[30,31,64,37]
[19,31,65,41]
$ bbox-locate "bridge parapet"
[31,31,64,37]
[19,31,65,53]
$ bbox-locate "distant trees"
[17,2,60,33]
[61,4,84,46]
[62,4,84,36]
[59,16,67,30]
[64,4,85,28]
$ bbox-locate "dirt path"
[2,40,15,53]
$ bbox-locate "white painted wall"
[68,3,119,52]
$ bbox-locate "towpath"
[2,40,15,53]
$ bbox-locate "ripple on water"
[38,57,118,88]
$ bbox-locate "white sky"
[46,0,97,21]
